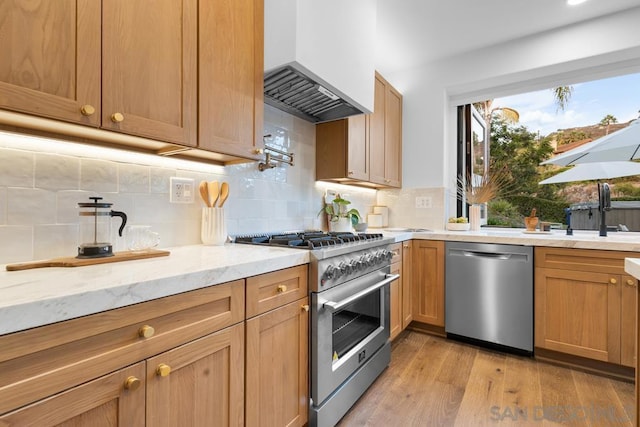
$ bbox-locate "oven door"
[311,266,397,405]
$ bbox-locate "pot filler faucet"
[598,182,612,237]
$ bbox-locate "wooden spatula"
[199,181,210,207]
[218,182,229,207]
[208,181,219,207]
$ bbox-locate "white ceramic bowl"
[446,222,470,231]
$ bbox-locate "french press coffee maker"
[77,196,128,258]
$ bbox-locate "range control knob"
[365,254,375,267]
[339,261,352,275]
[323,265,338,281]
[349,259,360,272]
[374,251,384,264]
[384,250,393,261]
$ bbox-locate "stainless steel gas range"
[234,231,398,427]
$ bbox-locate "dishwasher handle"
[462,250,512,260]
[449,248,529,261]
[323,273,399,312]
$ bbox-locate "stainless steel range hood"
[264,66,365,123]
[264,0,376,123]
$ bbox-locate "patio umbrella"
[541,119,640,166]
[539,161,640,184]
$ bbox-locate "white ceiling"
[375,0,640,75]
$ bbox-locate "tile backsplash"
[0,106,378,264]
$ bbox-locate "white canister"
[201,207,227,245]
[373,206,389,227]
[367,213,383,228]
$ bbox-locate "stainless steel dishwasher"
[445,241,533,354]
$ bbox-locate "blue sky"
[492,72,640,137]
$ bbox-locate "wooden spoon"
[199,181,210,207]
[208,181,219,208]
[218,182,229,207]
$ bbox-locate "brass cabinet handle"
[138,325,155,338]
[253,148,264,154]
[391,250,400,257]
[609,278,618,285]
[80,104,95,116]
[348,171,354,175]
[156,363,171,377]
[626,279,636,287]
[277,284,287,293]
[124,376,141,391]
[301,304,310,312]
[111,112,124,123]
[403,244,410,248]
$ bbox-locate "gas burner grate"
[233,231,385,250]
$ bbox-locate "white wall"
[0,105,377,264]
[384,6,640,220]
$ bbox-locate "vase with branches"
[457,165,512,230]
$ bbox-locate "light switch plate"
[415,196,432,209]
[170,177,195,203]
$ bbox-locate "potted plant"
[319,194,361,232]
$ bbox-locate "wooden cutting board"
[5,249,170,271]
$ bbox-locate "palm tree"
[552,86,574,112]
[599,114,618,135]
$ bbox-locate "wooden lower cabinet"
[535,247,637,368]
[0,363,146,426]
[621,275,638,367]
[412,240,445,327]
[245,265,309,426]
[390,259,402,340]
[245,297,309,427]
[390,242,413,340]
[147,323,245,426]
[401,241,413,329]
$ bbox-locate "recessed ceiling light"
[567,0,588,5]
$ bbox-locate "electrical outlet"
[170,177,195,203]
[415,196,432,209]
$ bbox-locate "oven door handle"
[323,273,399,312]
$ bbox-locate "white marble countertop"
[4,227,640,336]
[381,227,640,252]
[0,244,309,336]
[625,258,640,280]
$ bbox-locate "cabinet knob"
[253,148,264,154]
[138,325,155,338]
[80,104,95,116]
[156,363,171,377]
[301,304,310,312]
[111,112,125,123]
[626,279,636,287]
[277,284,287,293]
[124,376,141,391]
[609,278,618,285]
[348,171,354,175]
[403,244,410,248]
[384,179,391,183]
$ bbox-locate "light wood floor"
[337,331,635,426]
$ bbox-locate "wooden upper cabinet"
[198,0,263,160]
[102,0,197,146]
[0,0,101,126]
[316,71,402,188]
[316,115,369,182]
[383,83,402,187]
[368,74,386,184]
[370,72,402,187]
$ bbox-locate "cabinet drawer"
[535,247,637,275]
[0,280,244,415]
[246,265,308,318]
[390,243,402,264]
